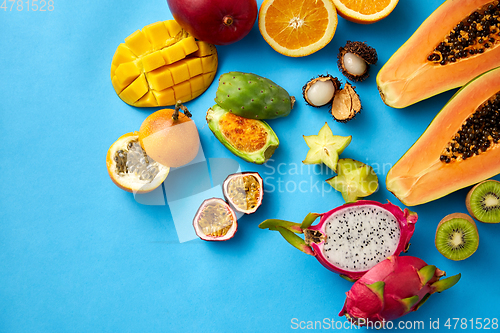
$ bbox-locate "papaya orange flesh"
[377,0,500,108]
[386,66,500,206]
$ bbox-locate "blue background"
[1,0,499,332]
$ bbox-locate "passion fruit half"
[223,172,264,214]
[106,132,170,193]
[193,198,238,241]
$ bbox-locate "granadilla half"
[331,83,362,122]
[106,131,170,193]
[259,200,417,280]
[193,198,238,241]
[302,75,341,107]
[337,41,378,82]
[223,172,263,214]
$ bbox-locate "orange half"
[258,0,338,57]
[332,0,399,24]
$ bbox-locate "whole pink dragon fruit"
[339,255,461,326]
[259,200,417,280]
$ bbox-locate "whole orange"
[139,104,200,168]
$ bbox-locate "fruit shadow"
[120,190,182,242]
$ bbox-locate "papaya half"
[386,66,500,206]
[377,0,500,108]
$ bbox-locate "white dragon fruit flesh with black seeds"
[322,205,402,272]
[260,200,417,280]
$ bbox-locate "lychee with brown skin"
[302,74,341,107]
[337,41,378,82]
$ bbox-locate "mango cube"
[181,36,199,56]
[146,66,174,91]
[112,75,128,95]
[111,64,117,77]
[119,74,149,105]
[201,55,217,73]
[142,51,165,73]
[164,20,182,38]
[193,41,216,57]
[189,75,205,93]
[185,58,203,77]
[153,88,176,106]
[169,61,190,85]
[114,61,142,86]
[202,72,216,87]
[112,43,137,66]
[134,91,158,107]
[143,21,171,50]
[125,30,152,57]
[173,81,192,102]
[161,42,186,65]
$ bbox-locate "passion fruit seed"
[197,202,235,237]
[343,52,367,76]
[114,140,160,182]
[440,92,500,163]
[428,1,500,66]
[226,175,261,211]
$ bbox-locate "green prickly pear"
[206,104,279,164]
[214,72,294,119]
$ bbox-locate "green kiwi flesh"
[435,213,479,261]
[466,180,500,224]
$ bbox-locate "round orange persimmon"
[139,104,200,168]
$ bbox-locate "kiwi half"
[466,180,500,224]
[435,213,479,261]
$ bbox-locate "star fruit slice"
[326,158,379,203]
[302,122,351,172]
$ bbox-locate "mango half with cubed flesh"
[111,20,218,107]
[206,105,279,164]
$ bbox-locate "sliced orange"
[258,0,338,57]
[332,0,399,24]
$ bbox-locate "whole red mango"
[167,0,257,45]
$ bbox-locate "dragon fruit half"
[259,200,417,280]
[339,255,461,326]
